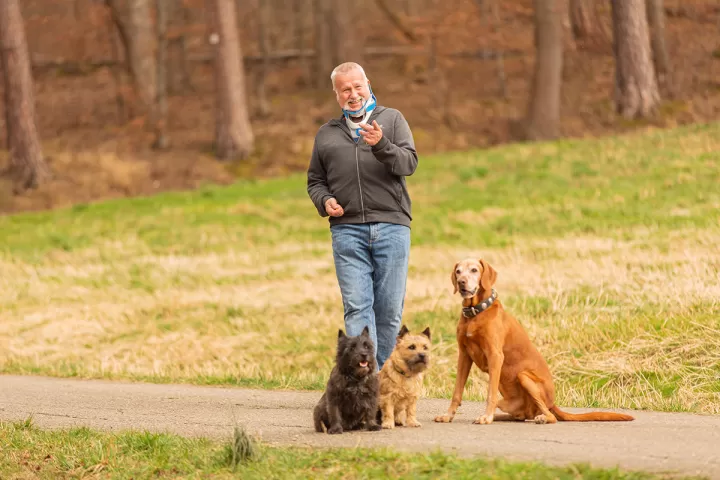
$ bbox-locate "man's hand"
[325,198,344,217]
[359,120,383,146]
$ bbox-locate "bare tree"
[474,0,507,98]
[293,0,311,86]
[611,0,660,118]
[0,0,50,189]
[331,1,363,68]
[167,2,193,94]
[313,0,362,89]
[645,0,671,91]
[153,0,170,149]
[313,0,333,88]
[255,0,271,118]
[520,0,564,140]
[106,0,157,119]
[211,0,254,160]
[569,0,595,40]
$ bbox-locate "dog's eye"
[423,345,428,350]
[471,268,478,273]
[409,345,416,350]
[456,269,461,275]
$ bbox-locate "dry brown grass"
[2,225,718,413]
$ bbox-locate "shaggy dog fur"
[378,325,431,429]
[313,326,382,434]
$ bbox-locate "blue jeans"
[330,222,411,370]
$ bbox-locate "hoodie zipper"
[334,114,377,224]
[355,142,366,223]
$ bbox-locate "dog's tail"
[550,406,634,422]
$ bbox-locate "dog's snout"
[418,353,426,360]
[458,279,466,286]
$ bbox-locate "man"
[307,62,418,370]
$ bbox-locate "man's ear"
[451,262,459,294]
[479,259,497,291]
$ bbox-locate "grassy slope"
[1,122,719,413]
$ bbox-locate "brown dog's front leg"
[406,399,421,427]
[474,350,504,425]
[434,349,473,423]
[380,398,395,429]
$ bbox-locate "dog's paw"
[473,414,494,425]
[327,425,343,435]
[534,414,548,424]
[433,414,453,423]
[406,420,422,428]
[367,423,382,431]
[381,422,395,430]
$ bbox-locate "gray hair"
[330,62,368,91]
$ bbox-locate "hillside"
[0,0,719,214]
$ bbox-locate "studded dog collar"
[462,289,498,318]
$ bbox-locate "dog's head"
[392,325,432,374]
[451,258,497,299]
[336,326,376,378]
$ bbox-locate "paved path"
[1,375,718,478]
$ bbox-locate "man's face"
[334,69,371,112]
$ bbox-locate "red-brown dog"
[434,258,634,425]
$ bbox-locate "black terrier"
[313,326,381,434]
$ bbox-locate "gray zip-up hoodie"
[307,105,418,228]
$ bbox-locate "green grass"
[1,122,719,413]
[3,123,719,259]
[0,419,694,480]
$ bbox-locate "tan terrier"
[378,325,432,429]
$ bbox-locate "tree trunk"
[611,0,660,118]
[0,0,50,189]
[211,0,254,160]
[167,2,193,94]
[645,0,671,91]
[106,0,157,119]
[153,0,170,149]
[255,0,271,117]
[107,9,128,124]
[128,0,157,115]
[569,0,594,40]
[521,0,564,140]
[293,0,311,86]
[313,0,333,88]
[313,0,362,89]
[331,1,363,67]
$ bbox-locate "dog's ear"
[451,262,459,294]
[397,325,409,339]
[361,326,370,337]
[421,327,431,341]
[479,259,497,291]
[338,329,346,339]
